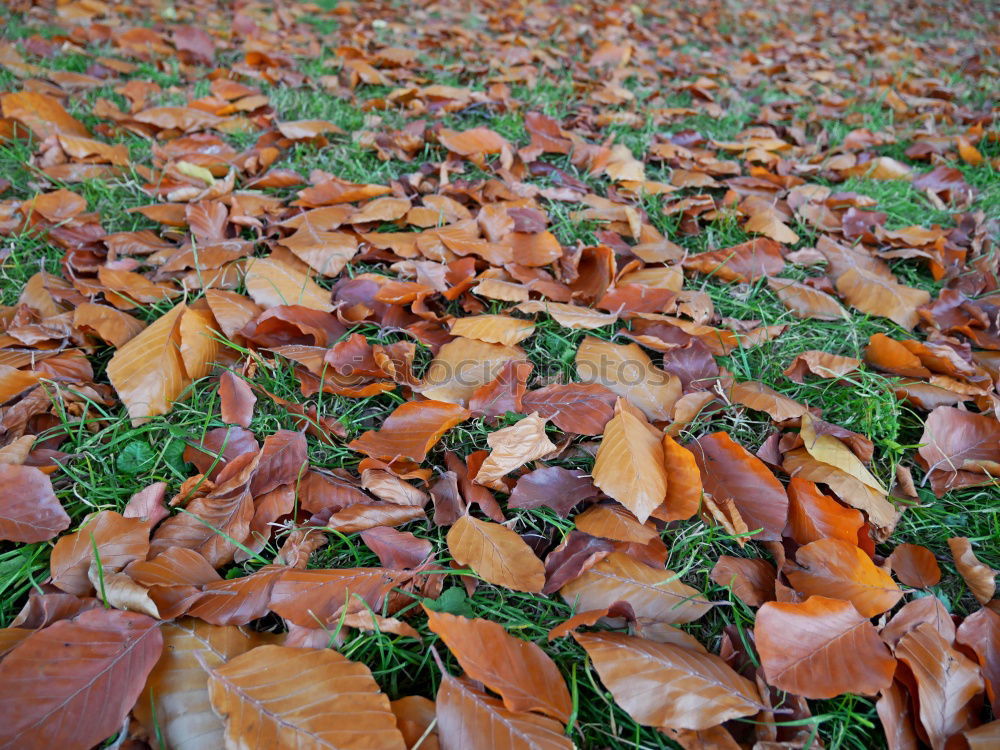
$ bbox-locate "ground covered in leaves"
[0,0,998,748]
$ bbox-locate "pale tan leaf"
[576,337,680,421]
[208,645,406,749]
[474,413,556,490]
[446,515,545,593]
[244,255,333,311]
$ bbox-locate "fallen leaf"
[710,557,776,607]
[560,552,711,625]
[690,432,788,541]
[208,645,406,749]
[576,336,681,421]
[786,537,902,617]
[0,609,162,748]
[50,510,150,596]
[956,607,1000,706]
[895,623,984,750]
[755,596,896,698]
[592,399,668,524]
[425,608,572,722]
[474,413,556,490]
[835,267,930,330]
[349,400,471,463]
[520,383,617,435]
[767,277,848,320]
[507,466,599,517]
[573,631,761,730]
[450,314,535,346]
[888,543,942,588]
[949,537,996,605]
[244,255,333,312]
[219,371,256,427]
[0,464,69,542]
[435,670,572,750]
[446,515,545,593]
[420,337,527,405]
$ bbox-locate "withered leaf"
[446,515,545,593]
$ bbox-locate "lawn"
[0,0,998,748]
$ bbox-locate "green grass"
[0,2,998,748]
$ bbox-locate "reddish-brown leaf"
[786,538,902,617]
[888,543,942,588]
[0,609,162,748]
[956,607,1000,707]
[573,631,761,731]
[219,371,256,428]
[349,400,471,463]
[0,464,69,542]
[755,596,896,699]
[948,537,996,605]
[508,466,598,517]
[785,477,865,547]
[425,608,572,722]
[446,515,545,593]
[917,407,1000,496]
[710,557,776,607]
[50,510,151,595]
[520,383,617,435]
[691,432,788,541]
[895,623,984,750]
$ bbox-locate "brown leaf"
[917,407,1000,496]
[244,255,333,311]
[576,336,681,421]
[420,337,527,405]
[1,91,90,138]
[219,371,256,427]
[474,413,556,490]
[783,350,861,382]
[575,503,658,545]
[710,557,776,607]
[349,400,471,463]
[592,399,668,524]
[0,464,69,542]
[543,531,615,594]
[785,476,864,546]
[755,596,896,699]
[508,466,598,517]
[50,510,150,595]
[683,238,785,282]
[881,596,956,648]
[208,645,406,749]
[268,567,406,627]
[786,537,902,617]
[895,623,984,750]
[653,435,703,522]
[515,300,619,330]
[133,619,263,750]
[0,609,162,748]
[435,670,572,750]
[888,543,942,588]
[691,432,788,541]
[425,608,572,722]
[949,537,996,605]
[186,566,284,626]
[956,607,1000,707]
[361,526,432,569]
[106,302,189,424]
[73,302,146,348]
[450,314,535,346]
[768,276,848,320]
[730,380,810,421]
[391,696,439,750]
[573,631,761,730]
[835,267,930,330]
[447,515,545,592]
[520,383,617,435]
[560,551,711,625]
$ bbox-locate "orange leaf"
[348,400,471,463]
[446,515,545,593]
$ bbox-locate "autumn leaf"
[948,537,996,604]
[244,255,333,312]
[592,399,668,524]
[446,515,546,593]
[576,336,681,421]
[520,382,617,435]
[888,543,942,588]
[208,645,406,749]
[573,631,762,731]
[0,464,70,542]
[786,537,902,617]
[0,609,162,749]
[435,670,572,750]
[690,431,788,541]
[560,551,711,626]
[755,596,896,698]
[348,400,471,463]
[895,623,984,750]
[424,608,572,722]
[474,412,556,490]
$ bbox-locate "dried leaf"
[425,608,572,722]
[446,515,545,593]
[349,400,471,463]
[755,596,896,698]
[0,464,69,542]
[208,645,406,749]
[573,631,761,730]
[949,537,996,605]
[475,413,556,490]
[576,336,681,421]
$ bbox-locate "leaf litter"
[0,0,997,748]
